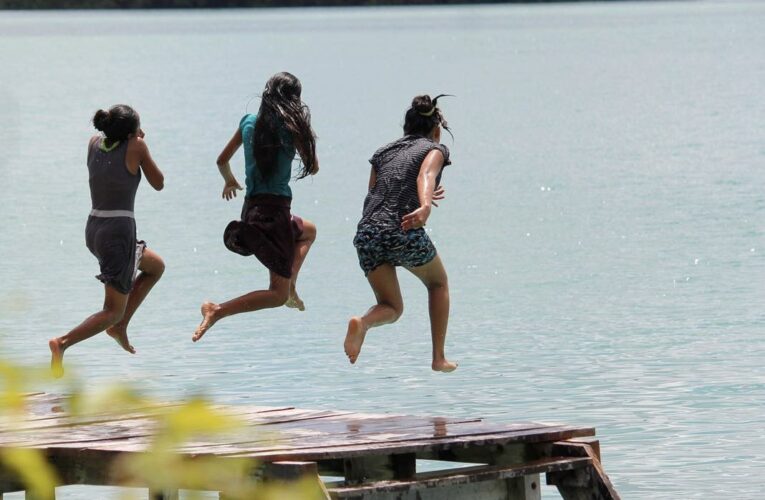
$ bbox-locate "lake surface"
[1,1,764,498]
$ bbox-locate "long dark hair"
[252,72,317,180]
[403,94,452,139]
[92,104,140,148]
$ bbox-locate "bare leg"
[193,270,290,342]
[286,219,316,311]
[107,248,165,354]
[406,255,458,372]
[49,285,128,378]
[344,264,403,364]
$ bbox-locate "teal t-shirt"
[239,114,295,198]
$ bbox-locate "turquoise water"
[1,2,764,498]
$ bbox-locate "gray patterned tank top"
[358,135,450,231]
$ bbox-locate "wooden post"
[259,461,330,500]
[506,475,541,500]
[546,441,620,500]
[343,453,416,484]
[486,444,541,500]
[149,489,178,500]
[24,487,56,500]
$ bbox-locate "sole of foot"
[193,302,219,342]
[344,317,366,365]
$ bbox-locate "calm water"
[1,2,764,498]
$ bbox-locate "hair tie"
[418,107,436,117]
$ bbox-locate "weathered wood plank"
[0,404,295,433]
[0,407,330,449]
[31,417,544,457]
[174,421,561,456]
[419,442,531,465]
[173,416,483,456]
[222,425,595,461]
[330,456,590,498]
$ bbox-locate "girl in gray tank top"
[49,104,166,378]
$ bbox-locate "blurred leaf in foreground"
[0,447,60,500]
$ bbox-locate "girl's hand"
[222,179,243,200]
[401,205,431,231]
[432,185,445,207]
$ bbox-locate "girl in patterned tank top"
[49,105,165,378]
[345,95,458,373]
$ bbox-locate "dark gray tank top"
[87,136,141,213]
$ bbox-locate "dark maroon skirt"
[223,194,304,278]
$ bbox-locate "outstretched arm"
[401,149,444,231]
[217,129,243,200]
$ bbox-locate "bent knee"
[146,257,166,277]
[301,220,317,242]
[385,302,404,321]
[273,290,290,307]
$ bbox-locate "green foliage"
[0,448,59,500]
[0,360,325,499]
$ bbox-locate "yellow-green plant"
[1,360,327,500]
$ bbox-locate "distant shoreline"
[0,0,615,10]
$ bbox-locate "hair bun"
[411,95,433,113]
[92,109,110,131]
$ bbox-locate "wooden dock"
[0,393,620,499]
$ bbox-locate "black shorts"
[223,194,304,278]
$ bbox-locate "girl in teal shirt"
[193,72,319,342]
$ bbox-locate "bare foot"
[344,317,367,364]
[193,302,221,342]
[285,292,305,311]
[106,325,136,354]
[48,338,64,379]
[432,359,458,373]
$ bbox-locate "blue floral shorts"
[353,226,437,275]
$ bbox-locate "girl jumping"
[344,94,457,372]
[193,72,319,342]
[49,105,165,377]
